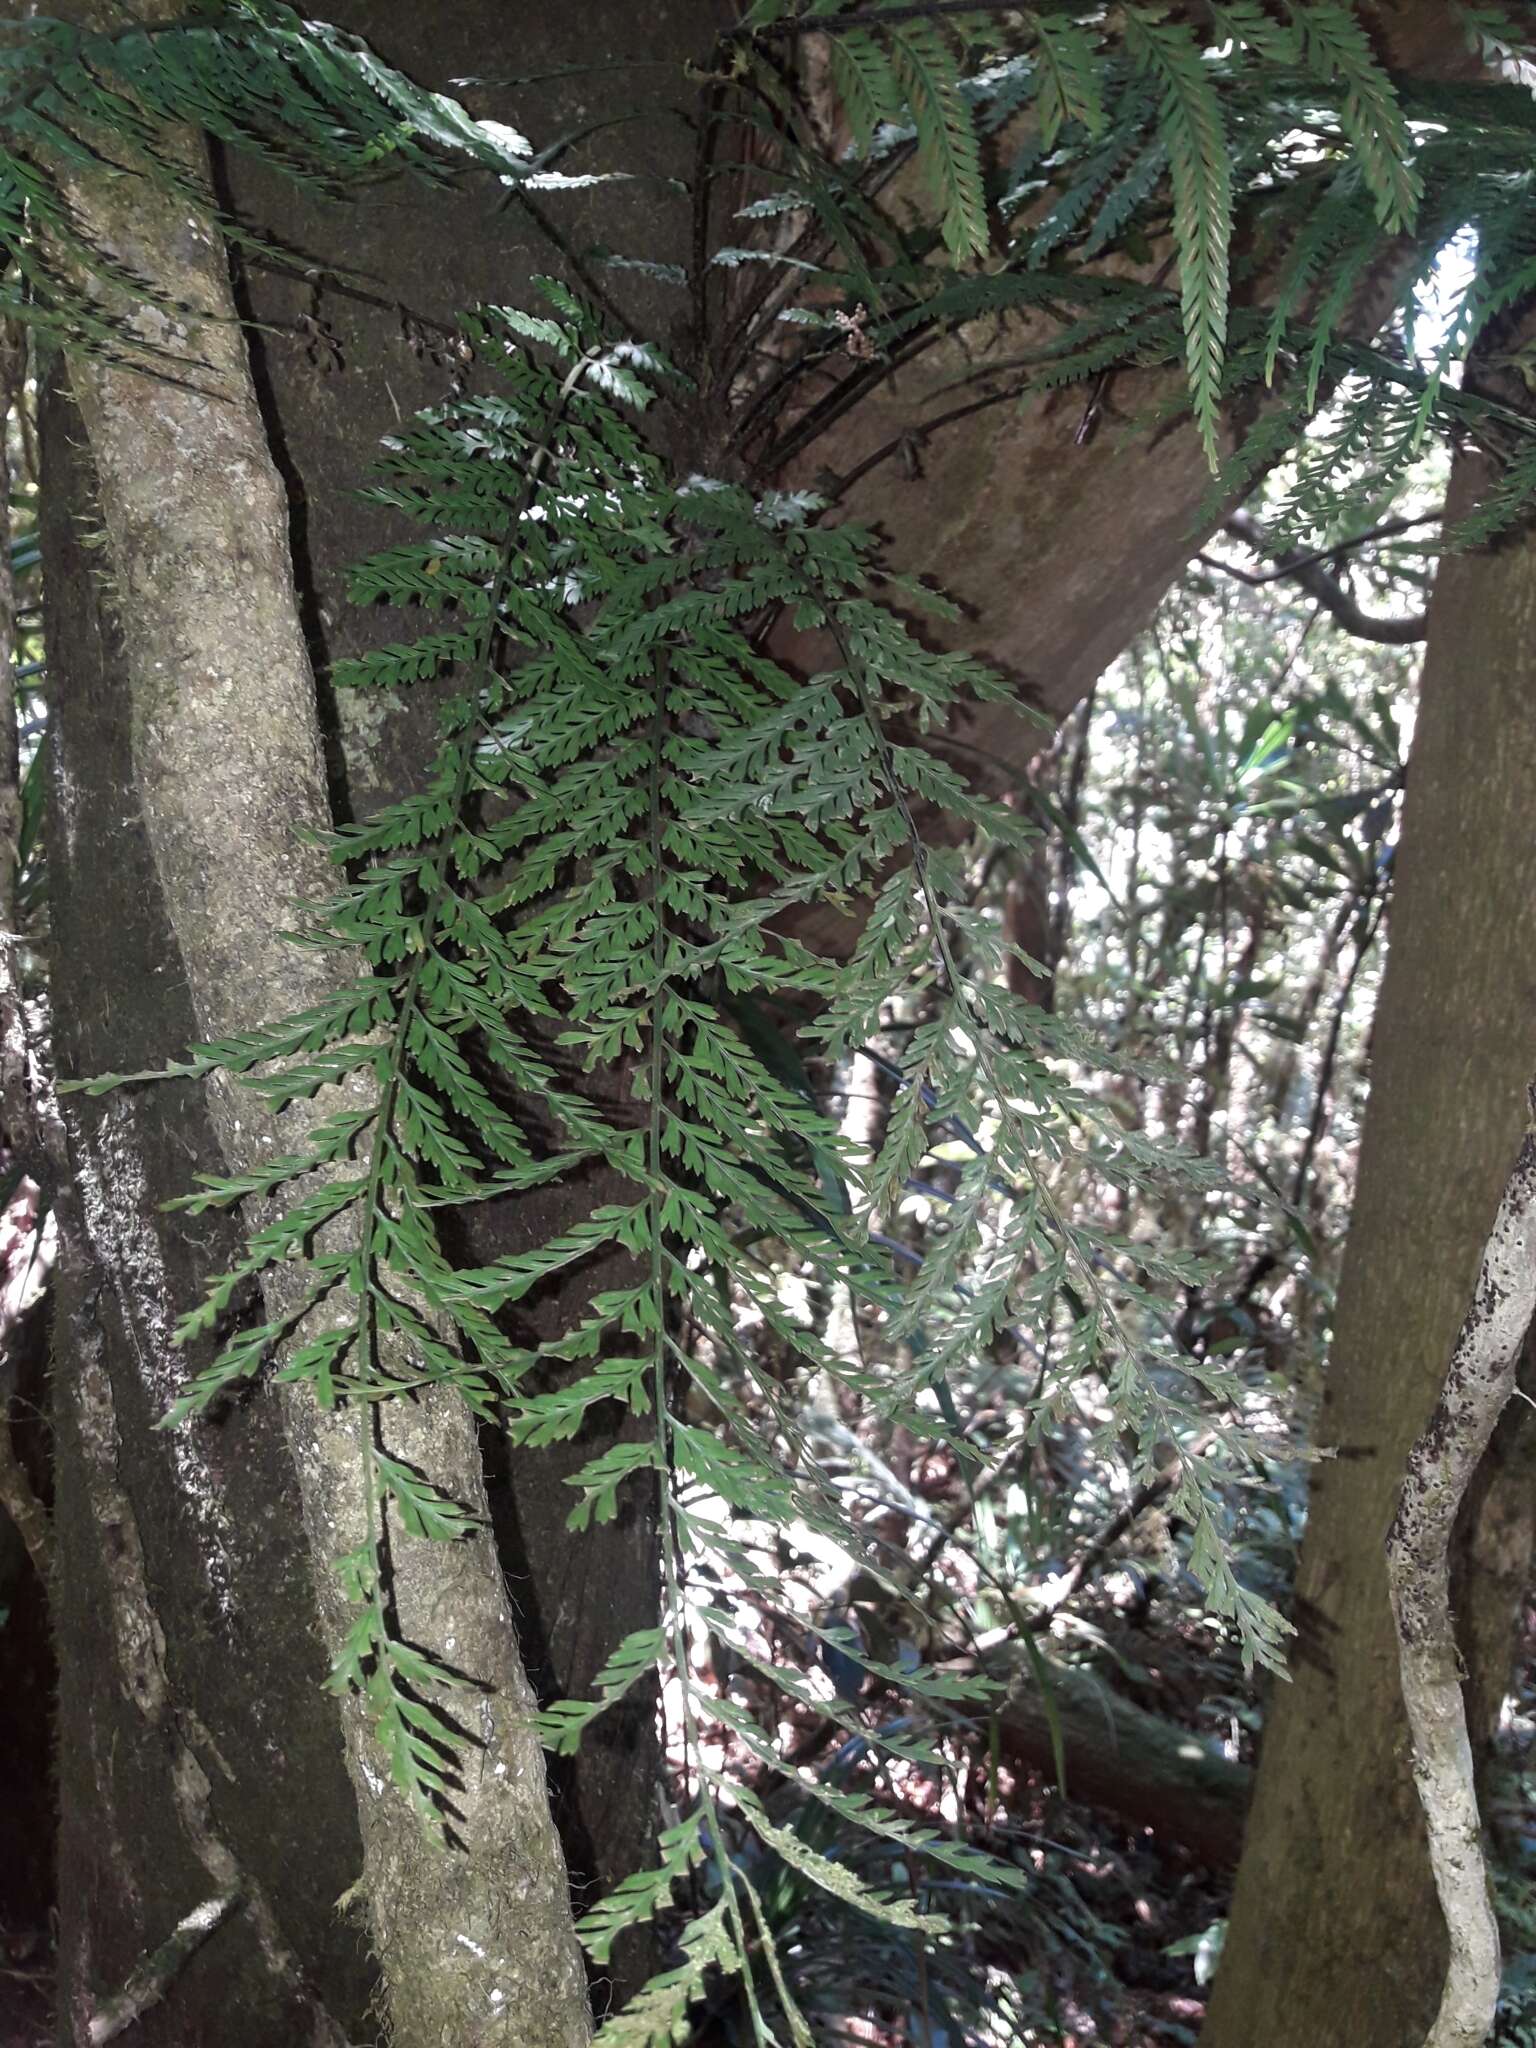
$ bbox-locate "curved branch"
[1204,509,1431,643]
[1387,1086,1536,2048]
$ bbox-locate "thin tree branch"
[1227,512,1442,579]
[734,2,1033,41]
[0,1380,50,1583]
[1200,509,1435,643]
[1288,888,1387,1212]
[1027,1431,1219,1629]
[1387,1085,1536,2048]
[690,80,727,375]
[827,377,1030,495]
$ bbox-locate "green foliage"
[21,1,1536,2038]
[13,0,1533,512]
[718,0,1461,486]
[1032,14,1106,148]
[0,0,544,361]
[106,281,1273,2025]
[1124,11,1233,466]
[887,19,990,261]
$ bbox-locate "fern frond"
[1032,11,1107,147]
[1126,10,1232,468]
[889,21,989,262]
[1284,0,1422,232]
[0,3,539,360]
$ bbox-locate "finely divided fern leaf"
[889,22,990,261]
[0,1,535,361]
[1033,12,1107,147]
[1128,9,1234,468]
[1285,0,1422,233]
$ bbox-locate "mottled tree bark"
[1387,1093,1536,2048]
[46,381,374,2047]
[51,16,591,2045]
[1450,1330,1536,1783]
[1202,357,1536,2048]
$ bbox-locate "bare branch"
[0,1383,50,1582]
[1201,509,1433,643]
[732,2,1025,42]
[87,1891,242,2047]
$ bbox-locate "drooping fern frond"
[723,0,1446,486]
[1281,0,1422,232]
[1125,9,1233,467]
[78,278,1287,2026]
[0,0,539,360]
[1032,11,1107,148]
[888,18,990,260]
[735,0,998,261]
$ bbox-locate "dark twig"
[691,81,727,376]
[734,3,1031,41]
[828,377,1030,496]
[1199,509,1437,644]
[1287,890,1386,1214]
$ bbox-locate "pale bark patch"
[1388,1102,1536,2048]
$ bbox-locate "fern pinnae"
[735,1857,817,2047]
[51,0,1512,2007]
[1283,0,1421,234]
[825,23,905,156]
[1259,171,1364,386]
[50,9,1536,2040]
[1031,9,1107,148]
[633,614,771,2038]
[1126,9,1234,468]
[826,613,1285,1667]
[889,19,989,262]
[319,339,607,1821]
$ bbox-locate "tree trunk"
[32,3,1491,2039]
[210,3,714,1997]
[43,5,717,2036]
[45,382,375,2047]
[1451,1330,1536,1787]
[46,7,631,2039]
[1201,359,1536,2048]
